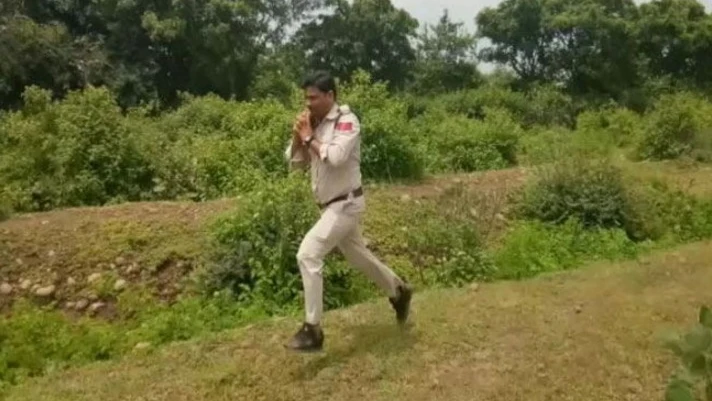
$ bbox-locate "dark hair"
[301,70,337,99]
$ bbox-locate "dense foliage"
[3,0,712,110]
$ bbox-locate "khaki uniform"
[285,103,404,325]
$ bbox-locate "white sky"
[392,0,712,31]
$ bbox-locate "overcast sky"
[391,0,712,31]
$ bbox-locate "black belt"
[319,187,363,209]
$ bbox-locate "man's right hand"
[293,111,310,144]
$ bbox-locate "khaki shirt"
[285,103,362,205]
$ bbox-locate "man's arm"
[301,114,360,167]
[285,134,310,170]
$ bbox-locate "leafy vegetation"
[664,306,712,401]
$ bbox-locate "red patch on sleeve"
[336,122,353,131]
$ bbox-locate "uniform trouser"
[297,196,402,325]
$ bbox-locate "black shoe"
[389,284,413,325]
[285,322,324,352]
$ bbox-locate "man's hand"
[292,110,310,145]
[298,111,313,142]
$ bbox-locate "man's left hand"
[298,115,313,142]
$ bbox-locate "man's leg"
[337,224,413,324]
[286,207,357,351]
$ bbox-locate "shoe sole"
[396,288,413,324]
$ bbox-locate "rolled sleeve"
[285,140,309,170]
[320,115,360,166]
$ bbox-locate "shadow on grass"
[291,322,418,380]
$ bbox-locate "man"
[284,70,412,352]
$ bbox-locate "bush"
[518,124,617,167]
[358,103,425,182]
[493,219,640,280]
[625,180,712,243]
[340,71,425,182]
[364,185,496,288]
[0,290,271,388]
[203,174,371,312]
[433,83,575,129]
[415,107,522,173]
[0,86,155,212]
[517,158,632,231]
[576,106,643,148]
[524,84,577,128]
[637,92,712,161]
[663,306,712,401]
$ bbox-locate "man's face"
[304,86,334,119]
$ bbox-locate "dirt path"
[6,240,711,401]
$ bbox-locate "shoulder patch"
[335,121,353,131]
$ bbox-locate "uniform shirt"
[285,103,362,205]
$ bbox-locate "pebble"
[75,299,89,311]
[87,273,102,284]
[35,285,56,297]
[19,279,31,290]
[67,277,77,286]
[48,250,56,257]
[0,283,12,295]
[115,256,126,265]
[114,279,127,291]
[65,301,76,309]
[134,342,151,351]
[89,302,106,314]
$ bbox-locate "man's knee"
[297,239,323,276]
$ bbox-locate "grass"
[2,159,712,396]
[4,240,712,401]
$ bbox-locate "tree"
[476,0,641,101]
[412,10,482,93]
[476,0,552,84]
[296,0,419,89]
[2,0,322,108]
[0,15,109,108]
[636,0,712,88]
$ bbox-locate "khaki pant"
[297,195,402,325]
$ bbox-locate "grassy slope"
[5,239,712,401]
[0,168,527,312]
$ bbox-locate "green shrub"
[0,291,271,388]
[576,106,643,148]
[493,219,640,280]
[433,83,575,129]
[0,86,155,212]
[663,306,712,401]
[0,300,125,385]
[340,71,425,182]
[517,158,632,231]
[625,180,712,243]
[365,185,495,288]
[358,103,425,182]
[637,92,712,161]
[524,84,577,128]
[410,186,496,286]
[415,107,522,173]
